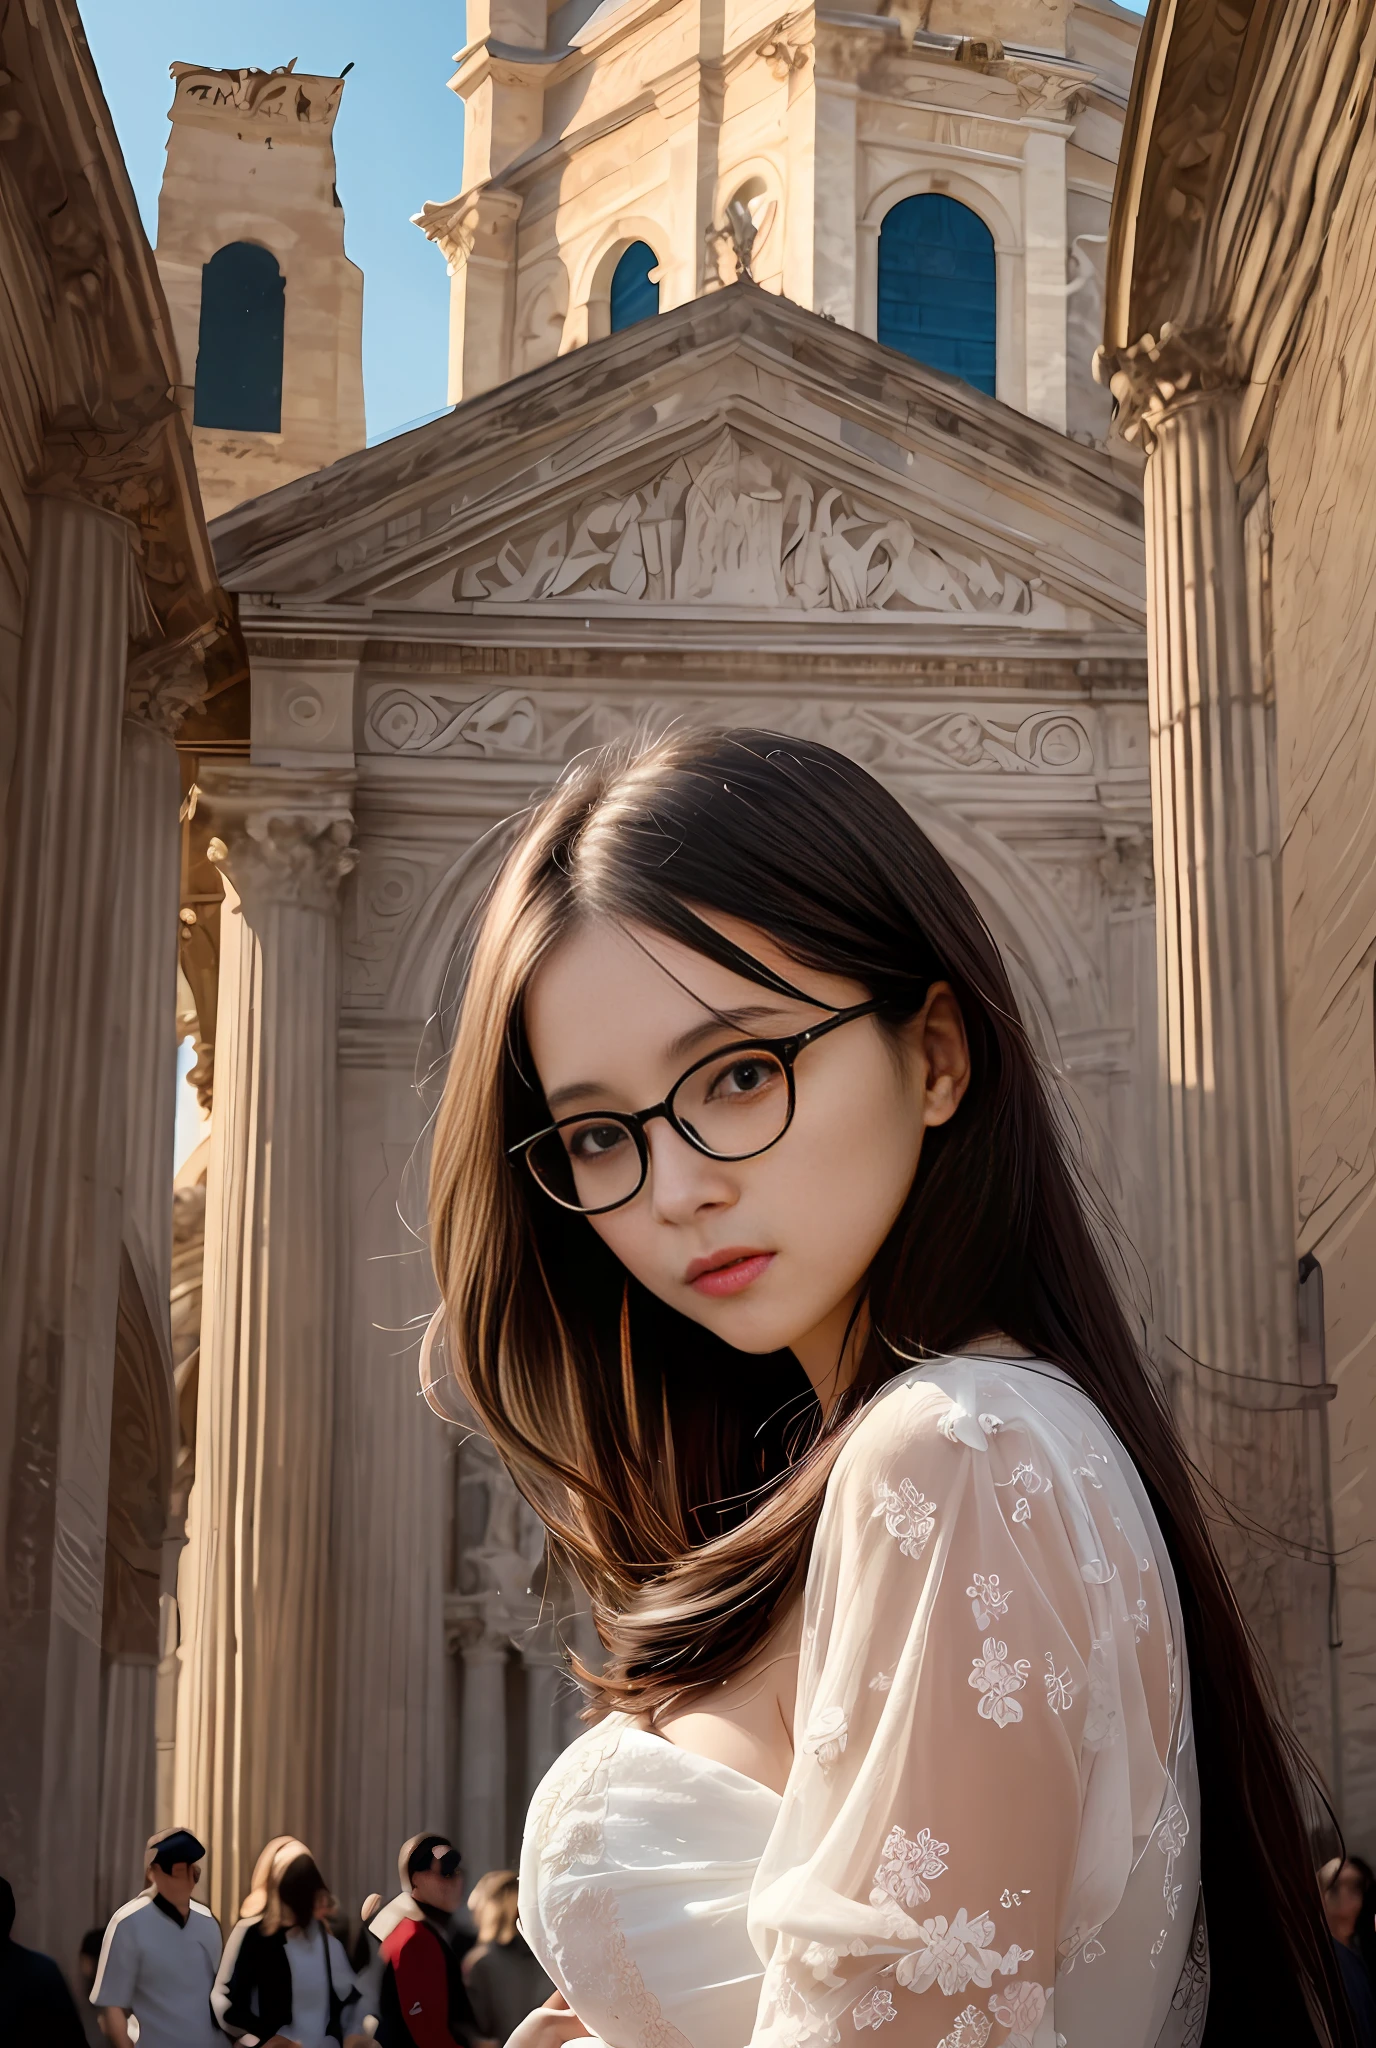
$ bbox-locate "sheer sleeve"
[747,1358,1178,2048]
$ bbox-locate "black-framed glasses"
[509,997,890,1215]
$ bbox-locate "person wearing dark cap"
[370,1835,480,2048]
[90,1827,222,2048]
[0,1875,88,2045]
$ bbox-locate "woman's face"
[1324,1861,1366,1943]
[522,913,970,1399]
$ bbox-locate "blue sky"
[82,1,467,441]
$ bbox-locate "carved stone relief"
[364,680,1096,778]
[454,429,1053,617]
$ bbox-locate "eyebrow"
[543,1003,797,1115]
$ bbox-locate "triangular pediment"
[211,285,1145,641]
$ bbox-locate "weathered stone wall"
[1268,131,1376,1851]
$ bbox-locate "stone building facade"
[416,0,1140,440]
[178,280,1156,1924]
[0,0,236,1964]
[1100,0,1376,1851]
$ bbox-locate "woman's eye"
[566,1121,630,1162]
[711,1057,773,1098]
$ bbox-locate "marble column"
[459,1630,509,1876]
[117,701,194,1312]
[1137,379,1330,1741]
[96,1658,159,1921]
[0,493,134,1950]
[112,665,203,1854]
[174,765,356,1929]
[522,1646,565,1804]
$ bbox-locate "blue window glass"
[876,196,996,396]
[194,242,285,432]
[609,242,659,332]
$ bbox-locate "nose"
[642,1116,738,1223]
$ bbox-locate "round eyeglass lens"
[527,1116,643,1212]
[671,1046,791,1158]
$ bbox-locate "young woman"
[426,728,1348,2048]
[464,1870,555,2046]
[212,1841,369,2048]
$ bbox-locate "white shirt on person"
[282,1921,363,2046]
[91,1892,222,2048]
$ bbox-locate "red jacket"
[378,1912,477,2048]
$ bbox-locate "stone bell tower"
[155,59,366,521]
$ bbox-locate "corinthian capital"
[197,765,357,915]
[126,635,212,738]
[1093,321,1236,449]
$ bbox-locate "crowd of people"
[3,1826,1375,2042]
[0,1826,552,2047]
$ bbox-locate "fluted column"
[118,683,201,1312]
[174,765,356,1928]
[1133,370,1329,1736]
[0,494,134,1947]
[523,1646,565,1805]
[459,1629,508,1876]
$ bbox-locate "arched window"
[194,242,285,432]
[876,195,996,396]
[609,242,659,333]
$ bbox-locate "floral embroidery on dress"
[999,1889,1030,1911]
[1131,1596,1150,1636]
[1042,1653,1073,1713]
[966,1572,1011,1629]
[1010,1459,1049,1495]
[868,1670,893,1694]
[969,1639,1031,1727]
[871,1478,936,1560]
[757,1960,843,2047]
[852,1989,896,2030]
[1158,1797,1190,1917]
[802,1939,872,1988]
[871,1823,949,1909]
[894,1909,1028,1997]
[547,1885,693,2048]
[1011,1496,1032,1525]
[937,2004,991,2048]
[532,1725,623,1877]
[803,1706,849,1767]
[987,1979,1047,2048]
[1171,1896,1210,2048]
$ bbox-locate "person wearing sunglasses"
[425,728,1348,2048]
[371,1837,479,2048]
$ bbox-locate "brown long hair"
[261,1845,332,1936]
[428,726,1350,2047]
[469,1869,521,1946]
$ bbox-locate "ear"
[902,983,971,1128]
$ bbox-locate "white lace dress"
[520,1356,1207,2048]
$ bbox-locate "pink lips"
[686,1250,776,1297]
